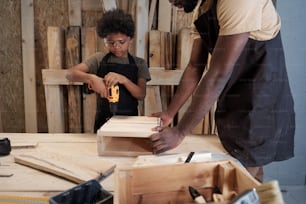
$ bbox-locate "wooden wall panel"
[0,0,24,132]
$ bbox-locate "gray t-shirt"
[84,52,151,81]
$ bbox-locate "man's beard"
[183,0,200,13]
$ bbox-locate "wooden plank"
[42,68,183,86]
[158,0,172,32]
[14,148,116,184]
[81,27,98,133]
[148,0,157,30]
[118,0,129,12]
[82,0,103,11]
[101,0,117,11]
[177,27,193,69]
[148,30,161,67]
[144,86,162,115]
[68,0,81,26]
[21,0,37,133]
[46,26,65,133]
[66,26,82,133]
[135,0,149,60]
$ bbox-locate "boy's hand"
[88,75,107,98]
[104,72,127,87]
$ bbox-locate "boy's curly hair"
[96,9,135,38]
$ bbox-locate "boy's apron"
[194,0,295,166]
[94,53,138,132]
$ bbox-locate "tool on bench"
[49,168,114,204]
[0,137,11,156]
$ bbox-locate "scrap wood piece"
[14,149,116,184]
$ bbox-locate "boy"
[66,9,151,132]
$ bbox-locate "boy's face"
[104,33,131,58]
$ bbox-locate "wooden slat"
[42,68,183,86]
[81,27,99,133]
[148,0,157,30]
[158,0,172,32]
[148,30,161,67]
[82,0,103,11]
[68,0,81,26]
[66,26,82,133]
[135,0,149,60]
[45,27,65,133]
[21,0,37,132]
[101,0,117,11]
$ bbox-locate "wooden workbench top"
[0,133,229,198]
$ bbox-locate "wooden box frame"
[97,116,160,156]
[114,160,260,204]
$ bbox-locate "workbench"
[0,133,232,199]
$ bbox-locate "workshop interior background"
[0,0,305,185]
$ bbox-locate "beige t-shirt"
[84,52,151,81]
[192,0,280,41]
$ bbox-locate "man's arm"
[178,33,250,135]
[151,33,250,154]
[158,38,208,124]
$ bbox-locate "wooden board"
[81,27,99,133]
[21,0,37,133]
[66,26,82,133]
[14,148,116,184]
[45,26,65,133]
[97,116,160,156]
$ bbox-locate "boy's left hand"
[104,72,127,87]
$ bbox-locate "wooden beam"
[81,27,99,133]
[135,0,149,60]
[45,27,65,133]
[42,68,183,86]
[158,0,172,32]
[21,0,37,132]
[148,0,157,30]
[82,0,103,11]
[101,0,117,11]
[68,0,81,26]
[66,26,82,133]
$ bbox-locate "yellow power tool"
[107,83,119,115]
[87,82,119,115]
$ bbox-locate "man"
[150,0,295,182]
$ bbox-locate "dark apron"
[194,0,295,166]
[94,53,138,132]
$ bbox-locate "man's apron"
[194,1,295,166]
[94,53,138,132]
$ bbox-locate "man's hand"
[151,111,173,131]
[150,127,185,154]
